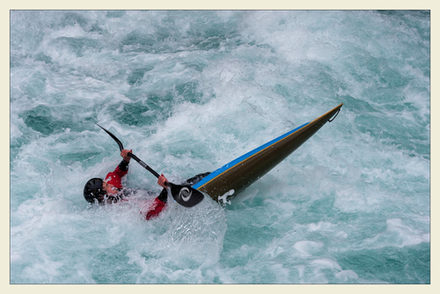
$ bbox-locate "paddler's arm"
[157,174,168,188]
[115,149,132,175]
[144,175,169,220]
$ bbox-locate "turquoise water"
[10,10,430,284]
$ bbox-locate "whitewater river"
[10,10,430,283]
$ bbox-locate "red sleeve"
[105,165,128,189]
[144,197,167,220]
[113,165,128,178]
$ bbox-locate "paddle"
[97,124,204,208]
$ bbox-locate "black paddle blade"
[168,183,204,207]
[97,124,124,152]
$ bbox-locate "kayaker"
[83,149,209,220]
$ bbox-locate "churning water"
[10,10,430,284]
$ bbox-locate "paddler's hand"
[121,149,132,162]
[158,174,168,188]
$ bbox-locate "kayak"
[192,104,343,204]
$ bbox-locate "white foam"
[360,218,430,249]
[293,240,324,257]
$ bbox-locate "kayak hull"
[192,104,343,203]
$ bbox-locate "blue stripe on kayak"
[193,122,310,190]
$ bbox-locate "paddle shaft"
[128,152,160,178]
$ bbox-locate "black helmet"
[83,178,105,203]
